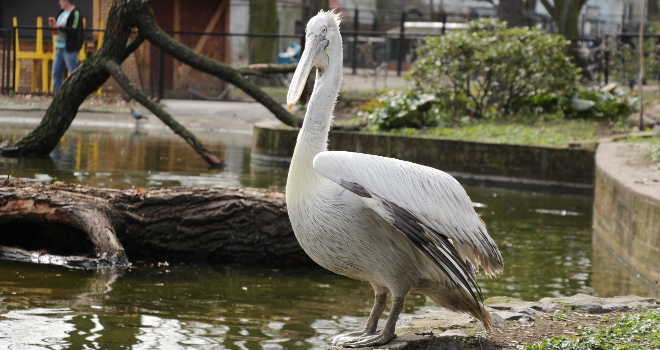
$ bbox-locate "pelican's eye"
[321,27,327,35]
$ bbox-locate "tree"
[539,0,588,39]
[249,0,278,64]
[0,0,303,165]
[649,0,660,22]
[478,0,538,27]
[498,0,525,27]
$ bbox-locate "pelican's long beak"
[287,35,329,110]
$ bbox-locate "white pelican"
[285,10,503,347]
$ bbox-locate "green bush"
[358,90,447,131]
[565,87,637,120]
[408,18,581,119]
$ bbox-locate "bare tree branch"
[123,32,145,61]
[102,59,224,167]
[136,11,303,127]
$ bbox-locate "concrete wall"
[593,142,660,291]
[252,121,596,192]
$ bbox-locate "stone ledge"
[593,142,660,289]
[326,294,660,349]
[252,122,596,193]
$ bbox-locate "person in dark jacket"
[49,0,84,92]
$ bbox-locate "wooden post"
[13,18,20,92]
[352,8,359,75]
[639,0,646,131]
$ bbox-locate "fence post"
[604,35,609,84]
[13,26,17,92]
[158,48,165,101]
[442,12,447,35]
[352,8,359,75]
[1,30,6,94]
[3,30,9,94]
[397,12,406,77]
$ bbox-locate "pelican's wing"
[314,151,503,298]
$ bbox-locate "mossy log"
[0,181,306,269]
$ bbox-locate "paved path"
[0,99,280,142]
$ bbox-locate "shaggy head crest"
[317,9,341,29]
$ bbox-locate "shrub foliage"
[408,19,580,119]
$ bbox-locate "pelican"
[286,11,503,347]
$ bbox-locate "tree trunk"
[249,0,278,64]
[0,0,302,161]
[539,0,587,39]
[498,0,525,27]
[0,181,307,268]
[649,0,660,22]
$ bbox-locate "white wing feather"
[313,151,503,276]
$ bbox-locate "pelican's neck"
[290,47,343,170]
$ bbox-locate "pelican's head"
[287,10,342,110]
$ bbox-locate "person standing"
[49,0,84,92]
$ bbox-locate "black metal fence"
[2,22,660,98]
[1,28,13,95]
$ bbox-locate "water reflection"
[591,235,660,298]
[0,125,649,349]
[0,126,284,190]
[0,262,421,350]
[469,188,593,301]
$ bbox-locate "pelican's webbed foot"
[331,330,376,346]
[334,331,396,348]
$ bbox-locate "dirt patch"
[465,308,642,350]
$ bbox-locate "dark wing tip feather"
[339,177,485,305]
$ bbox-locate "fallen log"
[0,180,307,268]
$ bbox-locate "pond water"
[0,125,633,349]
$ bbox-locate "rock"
[606,295,659,305]
[490,311,506,329]
[484,296,537,311]
[601,303,628,313]
[531,302,564,313]
[378,332,434,350]
[540,293,601,307]
[512,306,543,316]
[574,304,604,314]
[492,311,527,321]
[397,310,476,331]
[432,330,472,350]
[438,329,468,338]
[518,316,535,324]
[626,112,659,128]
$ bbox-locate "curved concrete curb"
[593,142,660,292]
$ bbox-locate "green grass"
[520,310,660,350]
[364,120,610,147]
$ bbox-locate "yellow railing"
[14,17,105,94]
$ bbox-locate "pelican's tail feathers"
[413,281,495,331]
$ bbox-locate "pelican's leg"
[341,294,404,348]
[331,284,388,346]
